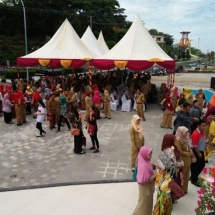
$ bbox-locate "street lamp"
[20,0,29,80]
[198,38,200,50]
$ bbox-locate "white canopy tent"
[91,14,175,71]
[97,31,109,53]
[17,19,96,68]
[81,26,107,56]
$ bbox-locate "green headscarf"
[60,96,67,106]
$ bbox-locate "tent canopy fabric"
[91,15,175,71]
[17,19,97,68]
[97,31,109,53]
[81,26,107,56]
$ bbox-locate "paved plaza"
[0,76,215,215]
[0,103,173,190]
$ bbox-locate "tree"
[0,0,127,63]
[185,49,191,59]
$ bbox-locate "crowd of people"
[0,71,215,215]
[0,71,151,154]
[131,86,215,214]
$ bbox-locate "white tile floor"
[0,182,199,215]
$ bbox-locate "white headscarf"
[175,126,190,143]
[130,115,143,140]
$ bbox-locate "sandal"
[93,148,99,153]
[89,146,95,150]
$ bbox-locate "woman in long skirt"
[160,96,174,129]
[71,107,85,154]
[132,146,157,215]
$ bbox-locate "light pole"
[90,16,92,30]
[206,46,210,63]
[174,39,179,60]
[198,38,200,50]
[20,0,29,80]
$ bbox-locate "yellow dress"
[205,120,215,161]
[153,173,172,215]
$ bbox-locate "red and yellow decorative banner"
[114,61,128,69]
[148,58,164,62]
[60,60,72,68]
[81,58,92,61]
[38,59,50,67]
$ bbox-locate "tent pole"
[89,65,92,92]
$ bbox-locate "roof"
[97,31,109,53]
[91,14,175,71]
[17,19,96,68]
[81,26,106,56]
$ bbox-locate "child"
[153,150,185,215]
[35,99,46,137]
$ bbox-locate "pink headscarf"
[174,87,179,98]
[93,90,101,104]
[137,146,154,184]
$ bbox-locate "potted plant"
[195,167,215,215]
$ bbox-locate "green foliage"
[4,69,37,79]
[0,0,127,64]
[185,49,191,59]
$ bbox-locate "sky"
[119,0,215,53]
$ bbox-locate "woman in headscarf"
[103,89,111,119]
[2,93,14,124]
[71,107,85,154]
[32,90,41,117]
[88,106,100,153]
[209,94,215,107]
[80,84,86,110]
[13,92,22,126]
[132,146,157,215]
[25,85,34,115]
[184,88,193,106]
[177,93,186,107]
[85,92,92,121]
[160,96,174,129]
[130,115,144,171]
[158,83,168,104]
[175,127,193,193]
[18,90,27,124]
[204,111,215,162]
[195,89,205,111]
[161,134,183,188]
[93,89,101,119]
[56,96,71,132]
[170,86,178,111]
[204,105,215,122]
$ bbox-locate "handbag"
[88,124,96,136]
[71,124,80,136]
[160,104,166,111]
[47,114,53,121]
[82,136,86,147]
[132,166,137,181]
